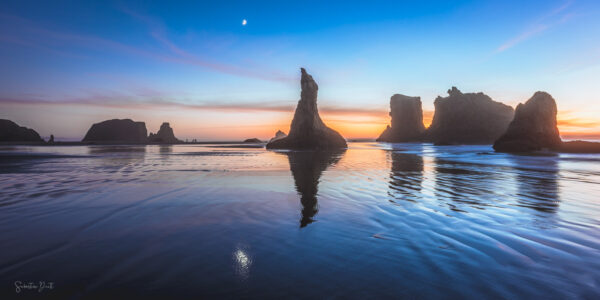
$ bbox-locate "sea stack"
[266,68,347,150]
[377,94,425,142]
[269,130,287,143]
[0,119,44,142]
[82,119,147,143]
[426,87,514,145]
[243,138,262,143]
[148,122,181,144]
[493,92,562,152]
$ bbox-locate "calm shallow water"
[0,143,599,298]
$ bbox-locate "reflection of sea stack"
[282,150,345,227]
[148,122,181,144]
[389,151,424,200]
[269,130,287,143]
[0,119,44,142]
[513,157,560,213]
[266,68,347,150]
[426,87,514,145]
[82,119,147,143]
[377,94,425,142]
[493,92,562,152]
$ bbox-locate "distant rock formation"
[558,140,600,153]
[426,87,514,145]
[266,68,347,150]
[243,138,262,143]
[48,134,55,143]
[269,130,287,143]
[148,122,181,144]
[0,119,44,142]
[82,119,147,143]
[493,92,562,152]
[377,94,425,142]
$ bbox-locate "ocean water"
[0,143,599,298]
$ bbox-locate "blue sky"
[1,0,599,140]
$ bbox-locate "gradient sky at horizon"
[1,0,600,141]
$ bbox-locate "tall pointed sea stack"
[266,68,347,150]
[377,94,425,142]
[493,92,562,152]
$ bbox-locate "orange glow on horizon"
[3,101,600,141]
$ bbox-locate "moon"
[242,19,247,26]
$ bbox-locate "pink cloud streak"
[0,13,293,82]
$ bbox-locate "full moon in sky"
[242,19,247,26]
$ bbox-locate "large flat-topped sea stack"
[148,122,181,144]
[266,68,347,150]
[82,119,147,143]
[426,87,514,145]
[377,94,425,142]
[494,92,562,152]
[0,119,44,142]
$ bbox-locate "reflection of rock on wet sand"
[159,145,172,154]
[88,146,148,170]
[279,150,345,227]
[87,146,147,154]
[388,151,424,202]
[434,157,495,211]
[432,154,560,214]
[511,157,560,214]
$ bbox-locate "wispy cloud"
[0,12,293,82]
[557,117,600,128]
[120,7,294,82]
[555,46,600,74]
[495,0,575,53]
[0,95,388,119]
[496,24,550,53]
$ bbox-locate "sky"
[1,0,600,141]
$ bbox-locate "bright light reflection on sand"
[233,248,252,280]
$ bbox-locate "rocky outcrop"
[266,68,347,150]
[243,138,262,143]
[269,130,287,143]
[493,92,562,152]
[0,119,44,142]
[377,94,425,142]
[558,141,600,153]
[426,87,514,145]
[82,119,147,143]
[148,122,181,144]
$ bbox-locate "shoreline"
[0,141,265,146]
[2,140,600,154]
